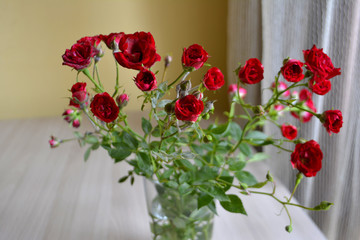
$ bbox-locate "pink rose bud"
[271,81,290,97]
[291,90,299,100]
[165,55,172,68]
[274,104,284,112]
[49,136,61,148]
[238,87,247,99]
[62,109,74,123]
[72,118,81,128]
[228,84,238,94]
[116,94,129,109]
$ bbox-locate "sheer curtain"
[228,0,360,239]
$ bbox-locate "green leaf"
[248,153,269,163]
[109,145,132,162]
[158,99,173,108]
[179,183,192,195]
[190,144,203,155]
[235,171,257,186]
[211,122,229,135]
[248,180,268,189]
[122,132,138,150]
[84,147,91,161]
[228,159,246,171]
[151,125,161,137]
[137,152,152,175]
[220,194,247,215]
[141,117,152,135]
[239,143,252,157]
[199,186,229,202]
[218,176,234,191]
[73,131,83,138]
[207,200,217,215]
[229,122,243,139]
[198,193,214,209]
[118,175,129,183]
[84,135,98,144]
[176,158,196,171]
[245,130,268,145]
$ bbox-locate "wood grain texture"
[0,117,327,240]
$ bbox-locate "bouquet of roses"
[50,31,342,238]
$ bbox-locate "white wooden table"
[0,117,327,240]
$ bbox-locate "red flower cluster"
[303,45,341,95]
[281,124,297,140]
[69,82,89,109]
[175,95,204,122]
[322,110,343,135]
[202,67,224,91]
[182,44,209,71]
[281,59,305,83]
[238,58,264,84]
[291,140,323,177]
[113,32,161,70]
[90,92,119,123]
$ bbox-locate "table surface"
[0,117,327,240]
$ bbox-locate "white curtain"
[228,0,360,239]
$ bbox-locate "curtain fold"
[228,0,360,239]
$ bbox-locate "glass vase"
[144,178,214,240]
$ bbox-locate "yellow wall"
[0,0,228,120]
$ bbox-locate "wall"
[0,0,228,120]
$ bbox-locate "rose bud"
[165,55,172,68]
[274,104,284,112]
[203,101,215,114]
[238,87,247,99]
[271,81,290,97]
[90,92,119,123]
[239,58,264,84]
[203,67,225,91]
[291,140,323,177]
[113,32,161,70]
[72,118,81,128]
[165,102,175,114]
[62,109,74,123]
[116,94,129,109]
[228,84,238,94]
[303,45,341,80]
[49,136,61,148]
[290,99,317,123]
[281,124,298,140]
[182,44,209,71]
[193,91,203,100]
[281,59,304,82]
[175,95,204,122]
[321,110,343,135]
[134,69,157,92]
[290,91,299,101]
[69,82,89,109]
[308,74,331,95]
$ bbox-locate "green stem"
[83,109,107,131]
[279,99,320,118]
[82,68,104,92]
[288,173,303,202]
[168,70,189,88]
[112,60,120,98]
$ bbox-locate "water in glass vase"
[144,179,214,240]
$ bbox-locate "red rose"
[175,95,204,122]
[238,58,264,84]
[101,32,124,50]
[203,67,224,90]
[322,110,343,135]
[303,45,341,79]
[182,44,209,70]
[69,82,89,108]
[77,36,102,48]
[281,124,298,140]
[90,92,119,123]
[113,32,161,70]
[291,140,323,177]
[134,69,157,91]
[308,74,331,95]
[281,59,304,82]
[62,41,98,70]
